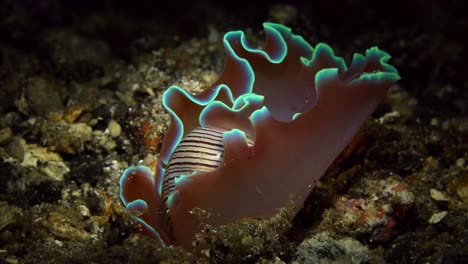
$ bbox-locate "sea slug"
[120,22,400,249]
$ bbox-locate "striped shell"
[161,126,252,239]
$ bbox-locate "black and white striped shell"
[161,126,252,238]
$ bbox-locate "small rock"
[107,120,121,138]
[322,175,414,242]
[430,189,450,201]
[63,104,91,123]
[429,211,448,224]
[90,130,117,152]
[21,141,70,183]
[455,158,465,168]
[41,211,93,241]
[3,138,69,185]
[79,205,91,218]
[41,120,92,155]
[293,232,369,264]
[377,110,401,124]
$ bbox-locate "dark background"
[1,0,466,116]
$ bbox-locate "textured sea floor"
[0,1,466,263]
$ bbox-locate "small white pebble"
[54,240,63,247]
[79,205,91,217]
[108,120,122,138]
[430,189,450,201]
[429,211,448,224]
[455,158,465,167]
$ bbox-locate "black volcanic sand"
[0,1,466,263]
